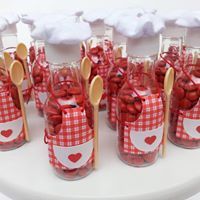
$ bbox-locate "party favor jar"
[155,35,183,89]
[168,59,200,148]
[117,35,164,167]
[0,68,26,151]
[86,21,110,110]
[107,30,127,130]
[44,44,94,180]
[32,41,50,115]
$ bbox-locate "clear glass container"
[87,35,110,110]
[117,55,164,167]
[0,68,26,151]
[168,52,200,148]
[107,42,127,130]
[44,61,94,180]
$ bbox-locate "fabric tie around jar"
[45,105,94,170]
[176,100,200,140]
[123,94,164,154]
[0,88,24,144]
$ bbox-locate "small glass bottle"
[32,40,50,116]
[107,30,127,130]
[0,68,26,151]
[168,52,200,148]
[117,36,164,167]
[44,44,94,180]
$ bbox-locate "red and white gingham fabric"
[0,87,24,145]
[108,96,117,123]
[176,101,200,140]
[104,39,114,64]
[47,107,94,170]
[0,89,21,123]
[123,94,163,154]
[33,64,50,110]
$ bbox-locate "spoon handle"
[17,85,30,142]
[94,105,99,169]
[162,95,170,157]
[85,80,89,94]
[23,60,32,88]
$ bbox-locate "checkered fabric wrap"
[108,96,117,124]
[0,89,25,145]
[104,40,114,64]
[176,101,200,140]
[47,107,94,169]
[123,94,164,154]
[0,89,22,123]
[33,67,50,110]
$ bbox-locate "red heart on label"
[1,129,13,138]
[145,135,156,145]
[68,153,82,163]
[196,126,200,133]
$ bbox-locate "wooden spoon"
[162,67,174,157]
[3,52,13,73]
[89,75,103,169]
[80,57,92,93]
[16,43,32,88]
[10,60,30,142]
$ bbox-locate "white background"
[0,0,200,199]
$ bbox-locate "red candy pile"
[107,57,127,129]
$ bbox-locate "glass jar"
[32,41,50,116]
[117,55,164,167]
[107,41,127,130]
[87,35,110,110]
[168,54,200,148]
[44,44,94,180]
[0,68,26,151]
[155,36,183,89]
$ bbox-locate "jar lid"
[127,34,159,57]
[45,43,80,64]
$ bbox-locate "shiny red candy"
[29,46,36,64]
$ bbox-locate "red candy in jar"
[29,43,36,64]
[32,50,50,116]
[0,70,26,151]
[168,61,200,148]
[117,56,164,167]
[86,40,110,110]
[44,56,94,180]
[107,57,127,130]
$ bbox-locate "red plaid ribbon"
[176,101,200,140]
[123,94,164,154]
[47,107,94,170]
[104,40,114,64]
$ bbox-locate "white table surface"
[0,102,200,200]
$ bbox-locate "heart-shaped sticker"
[145,135,156,145]
[1,129,13,138]
[68,153,82,163]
